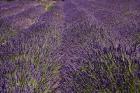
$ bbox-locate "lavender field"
[0,0,140,93]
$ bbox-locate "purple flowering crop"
[0,0,140,93]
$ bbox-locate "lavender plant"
[67,45,140,93]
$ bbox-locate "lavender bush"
[60,45,140,92]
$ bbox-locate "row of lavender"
[58,0,140,92]
[0,0,65,92]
